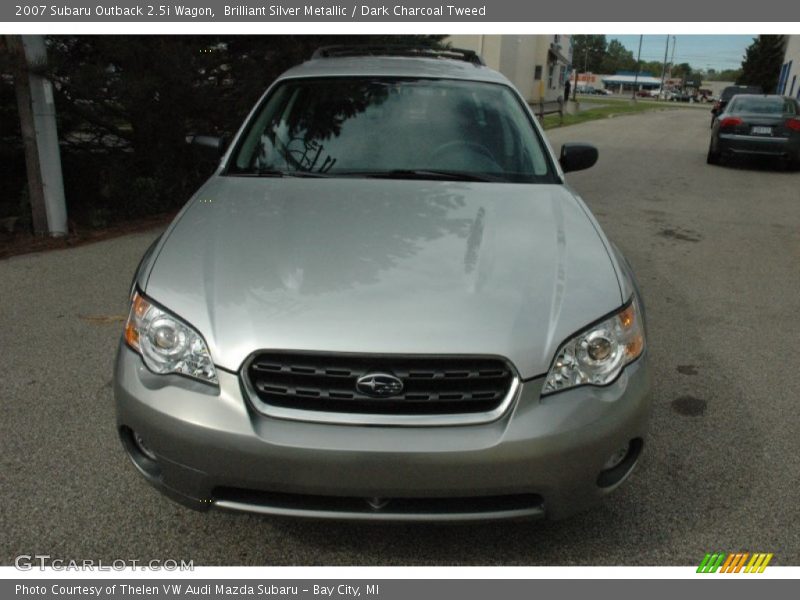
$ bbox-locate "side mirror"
[185,134,229,156]
[559,143,598,173]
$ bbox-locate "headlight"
[542,298,644,395]
[124,290,218,385]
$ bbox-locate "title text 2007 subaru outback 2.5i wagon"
[115,46,651,521]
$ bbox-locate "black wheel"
[707,142,721,166]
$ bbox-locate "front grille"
[245,352,515,415]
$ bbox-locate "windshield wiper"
[241,169,502,182]
[246,168,331,178]
[354,169,505,182]
[287,170,331,178]
[251,169,286,177]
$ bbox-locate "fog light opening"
[603,445,629,470]
[597,438,643,489]
[119,426,162,479]
[133,431,158,461]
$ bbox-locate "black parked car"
[707,95,800,168]
[710,85,762,126]
[670,90,693,102]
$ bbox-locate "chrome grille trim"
[240,351,521,427]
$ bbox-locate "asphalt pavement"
[2,107,799,566]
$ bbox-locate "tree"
[601,40,636,74]
[705,68,742,82]
[0,38,28,228]
[737,35,786,92]
[18,35,444,226]
[671,62,693,79]
[571,35,607,73]
[640,60,665,78]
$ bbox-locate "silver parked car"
[115,47,651,521]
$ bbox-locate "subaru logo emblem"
[356,373,404,398]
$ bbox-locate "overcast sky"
[608,35,756,71]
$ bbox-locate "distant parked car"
[670,91,693,102]
[577,86,609,96]
[711,85,762,126]
[707,94,800,168]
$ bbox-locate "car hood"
[145,176,623,378]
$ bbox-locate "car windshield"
[228,77,555,183]
[729,96,795,114]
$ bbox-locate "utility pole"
[659,35,670,99]
[573,62,579,101]
[8,35,68,237]
[632,34,643,100]
[668,36,676,80]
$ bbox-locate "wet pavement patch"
[659,228,702,242]
[671,395,707,417]
[676,365,699,375]
[78,314,126,324]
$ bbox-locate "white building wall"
[446,35,572,103]
[779,35,800,99]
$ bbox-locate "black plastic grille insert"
[245,352,515,415]
[214,486,543,517]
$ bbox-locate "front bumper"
[114,343,651,521]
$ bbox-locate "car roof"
[723,85,761,91]
[729,93,785,101]
[276,56,512,86]
[727,94,796,108]
[721,85,761,98]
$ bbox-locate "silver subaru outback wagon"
[115,47,651,521]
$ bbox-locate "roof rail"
[310,45,486,66]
